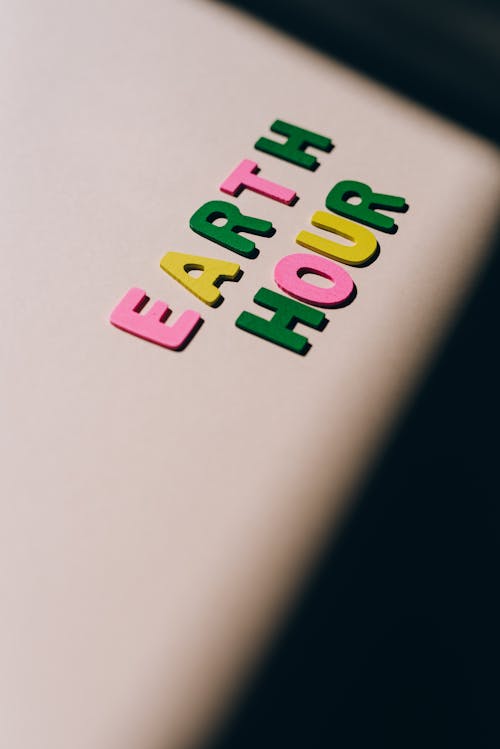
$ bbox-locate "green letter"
[190,200,274,258]
[255,120,333,171]
[235,287,326,355]
[326,180,407,234]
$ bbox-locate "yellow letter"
[296,211,378,266]
[160,252,240,306]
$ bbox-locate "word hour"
[110,119,408,355]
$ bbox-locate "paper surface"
[1,1,499,748]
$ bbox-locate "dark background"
[206,2,500,747]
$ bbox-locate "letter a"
[160,252,241,306]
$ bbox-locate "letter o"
[274,252,354,307]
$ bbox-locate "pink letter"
[109,287,202,350]
[274,253,354,307]
[220,159,296,205]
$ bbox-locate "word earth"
[110,120,408,355]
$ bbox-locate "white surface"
[1,1,499,748]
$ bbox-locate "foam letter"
[326,180,407,233]
[160,252,240,306]
[189,200,274,258]
[110,287,201,350]
[296,211,378,266]
[274,253,354,307]
[235,287,326,355]
[255,119,333,170]
[220,159,296,205]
